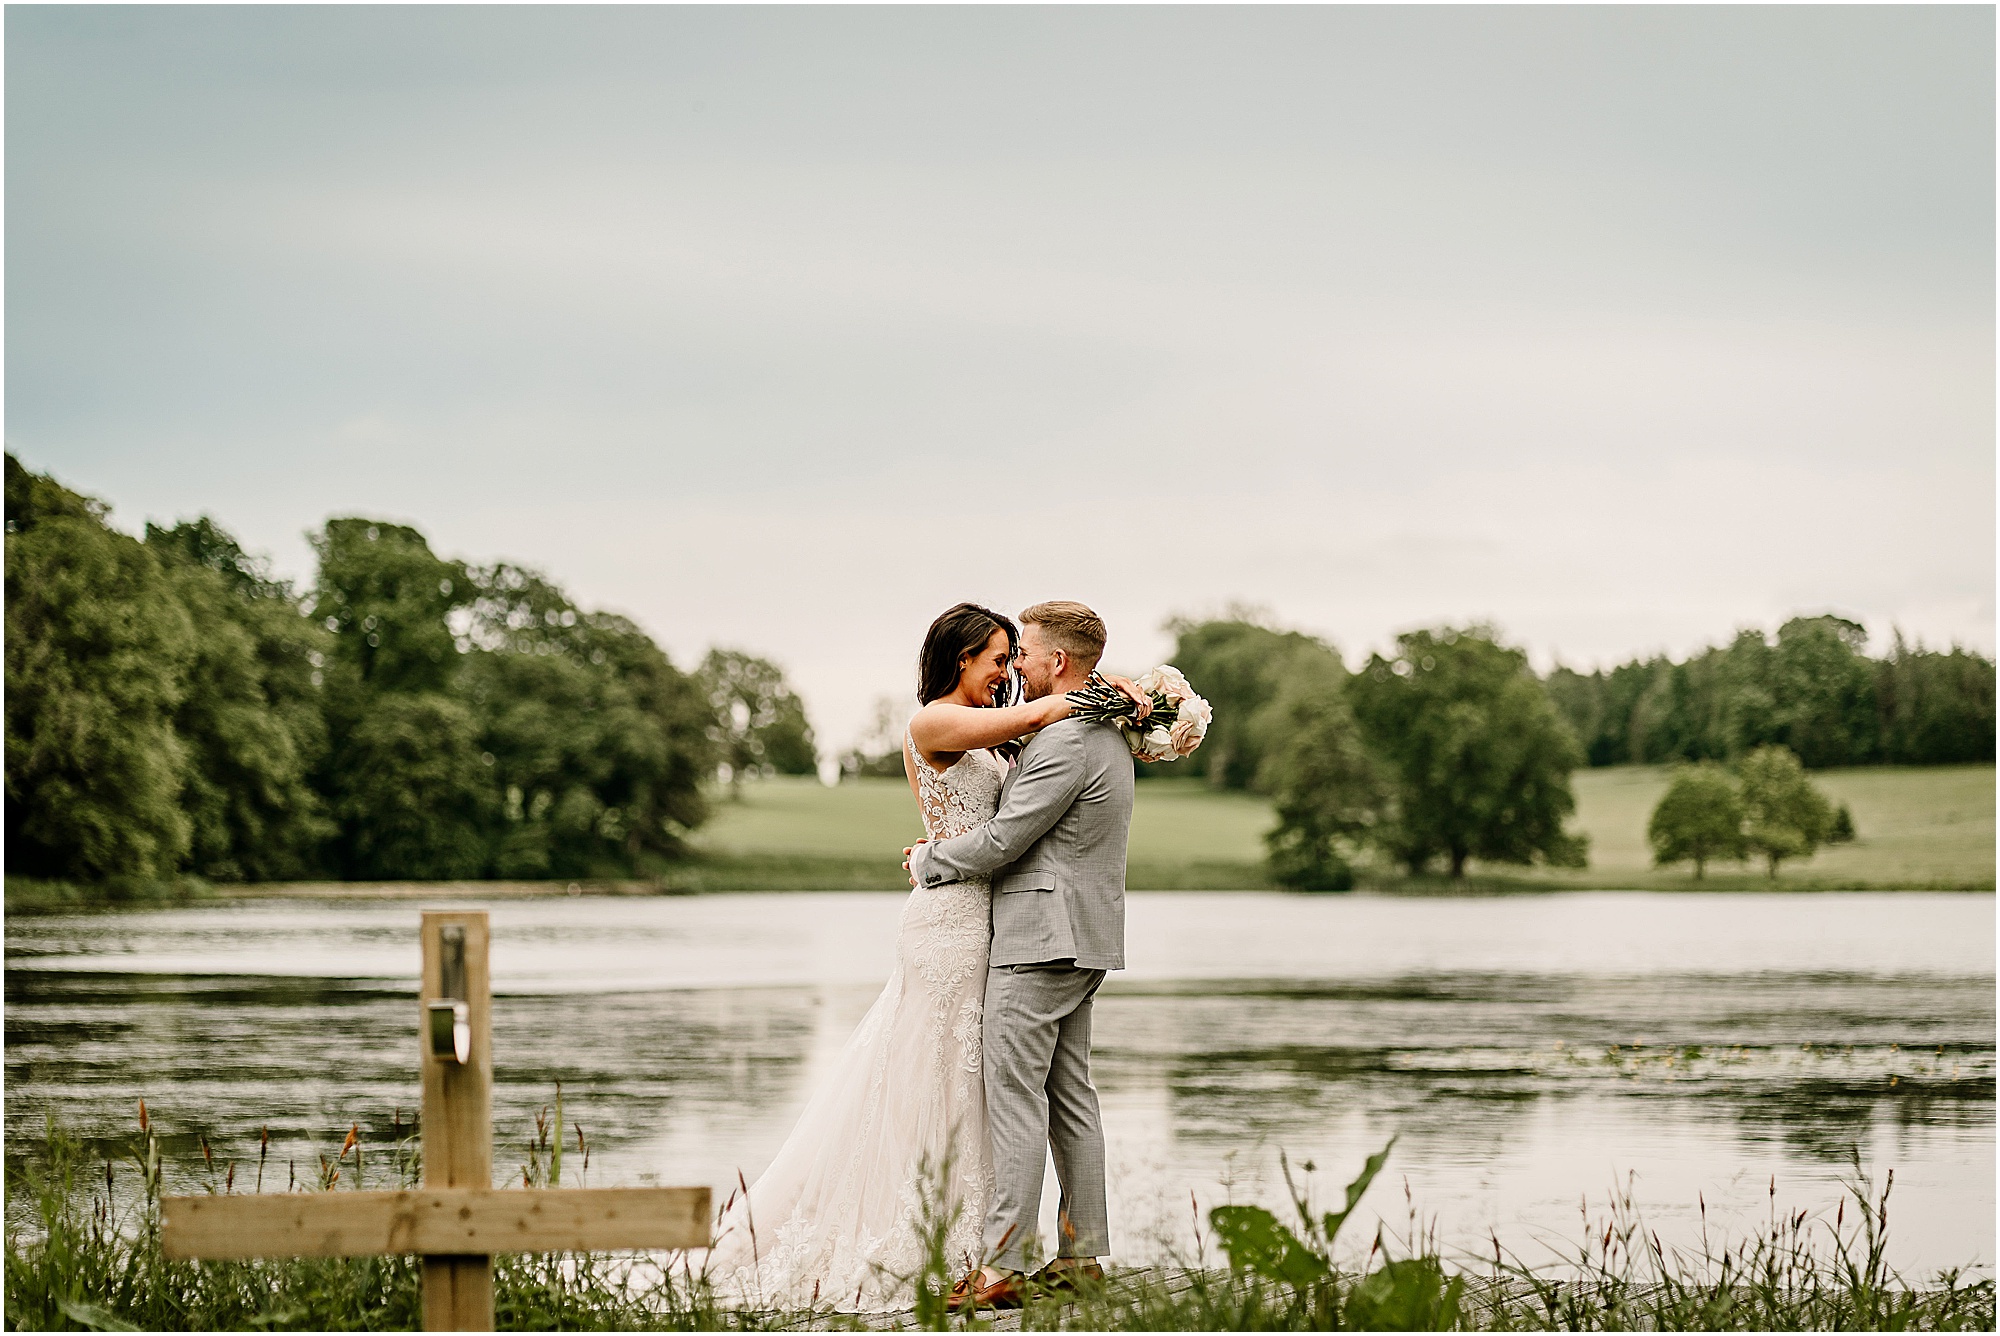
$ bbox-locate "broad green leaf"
[1324,1135,1397,1245]
[1208,1204,1331,1288]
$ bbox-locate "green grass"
[690,777,1280,890]
[15,767,1987,907]
[691,767,1994,892]
[4,876,218,914]
[1495,765,1996,891]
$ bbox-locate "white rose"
[1146,726,1173,752]
[1151,665,1192,700]
[1169,718,1202,755]
[1176,693,1212,732]
[1135,668,1164,695]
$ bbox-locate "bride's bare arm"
[910,696,1071,755]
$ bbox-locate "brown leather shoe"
[1032,1258,1105,1295]
[949,1268,1027,1312]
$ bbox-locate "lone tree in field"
[1260,677,1385,891]
[696,649,818,791]
[1348,626,1588,879]
[1647,762,1746,879]
[1738,745,1835,878]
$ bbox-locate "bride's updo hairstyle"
[917,603,1017,705]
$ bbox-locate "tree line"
[1163,611,1994,890]
[5,456,816,887]
[1544,617,1994,769]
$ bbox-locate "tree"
[1646,762,1746,879]
[1260,678,1384,890]
[331,692,494,879]
[696,649,817,787]
[1770,616,1877,767]
[5,456,195,881]
[310,518,482,876]
[311,518,467,696]
[1546,617,1993,772]
[1165,614,1347,790]
[1876,632,1996,764]
[841,697,914,780]
[1738,745,1834,878]
[1348,627,1588,879]
[461,563,713,876]
[146,518,333,880]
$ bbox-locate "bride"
[703,602,1144,1311]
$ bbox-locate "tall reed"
[6,1101,1991,1331]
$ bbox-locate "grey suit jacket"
[909,718,1133,970]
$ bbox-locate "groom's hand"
[903,840,928,887]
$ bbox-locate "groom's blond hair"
[1021,601,1106,670]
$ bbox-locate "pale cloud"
[7,6,1990,750]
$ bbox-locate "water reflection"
[5,892,1992,1274]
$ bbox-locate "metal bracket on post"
[427,925,471,1065]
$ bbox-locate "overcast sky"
[8,6,1993,752]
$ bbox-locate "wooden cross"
[161,910,711,1331]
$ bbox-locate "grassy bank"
[13,766,1988,909]
[3,876,219,914]
[8,1110,1991,1332]
[689,767,1994,892]
[688,775,1283,891]
[1499,764,1995,891]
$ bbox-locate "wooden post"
[420,911,494,1331]
[161,909,710,1332]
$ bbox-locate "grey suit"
[908,717,1134,1269]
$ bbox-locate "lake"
[6,890,1992,1278]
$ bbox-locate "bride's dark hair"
[917,603,1017,705]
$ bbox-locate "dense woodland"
[4,456,813,887]
[6,455,1993,889]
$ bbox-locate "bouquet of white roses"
[1066,666,1212,762]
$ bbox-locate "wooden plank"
[161,1186,713,1260]
[421,911,495,1330]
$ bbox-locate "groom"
[905,600,1136,1310]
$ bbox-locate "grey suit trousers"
[983,962,1109,1270]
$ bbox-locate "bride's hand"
[1099,673,1153,722]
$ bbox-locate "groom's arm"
[909,725,1088,887]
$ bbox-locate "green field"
[690,766,1994,892]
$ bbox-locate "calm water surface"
[7,891,1992,1275]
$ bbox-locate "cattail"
[226,1161,236,1193]
[340,1123,360,1161]
[138,1099,149,1135]
[201,1136,213,1169]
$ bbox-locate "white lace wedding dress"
[705,730,1001,1311]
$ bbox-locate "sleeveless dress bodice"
[705,730,1004,1311]
[912,730,1006,846]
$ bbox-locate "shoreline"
[9,865,1992,914]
